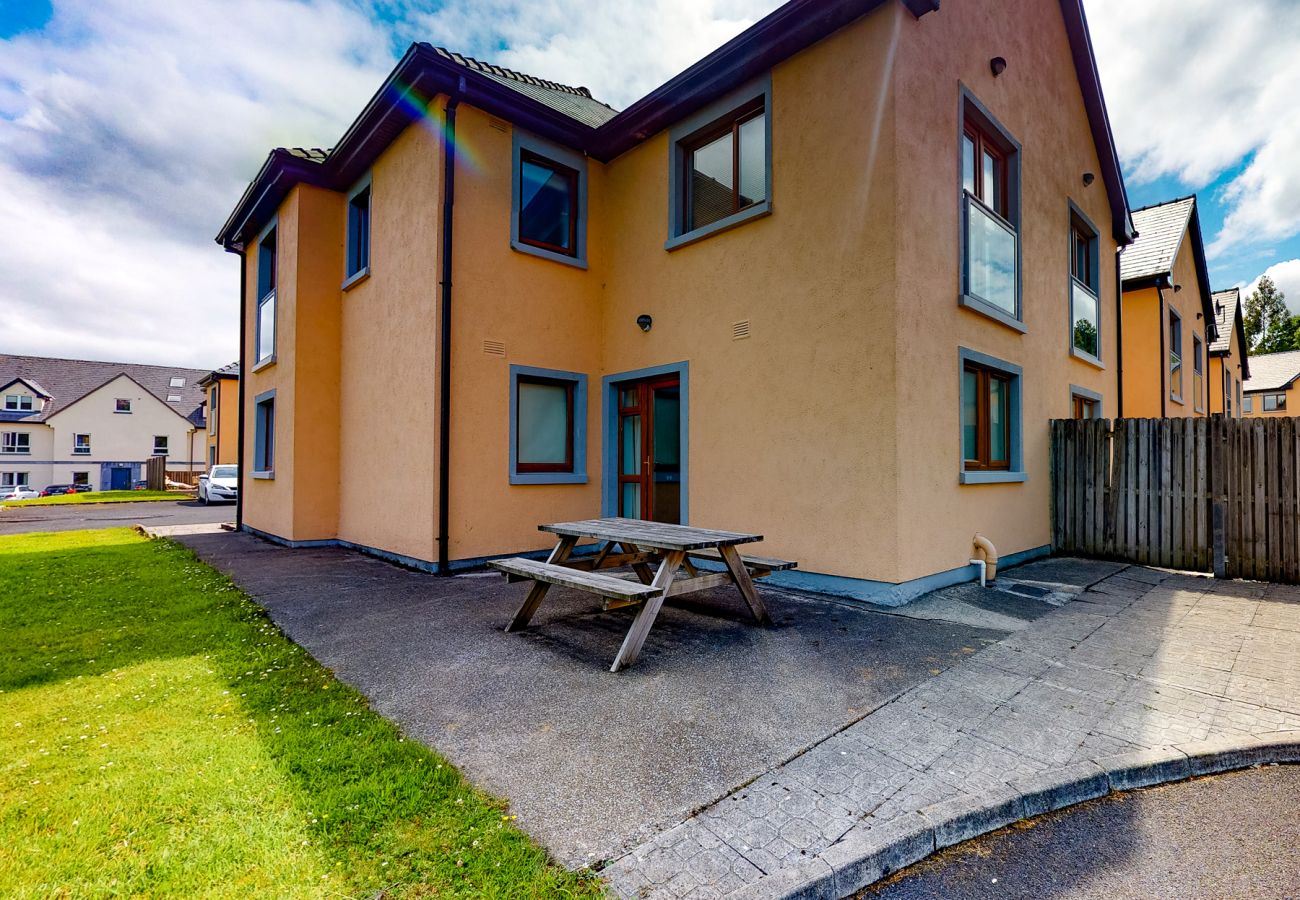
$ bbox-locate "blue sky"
[2,0,1299,367]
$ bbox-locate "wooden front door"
[616,375,681,523]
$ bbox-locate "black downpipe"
[235,249,247,530]
[437,96,459,575]
[1115,250,1124,418]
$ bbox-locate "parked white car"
[0,485,41,501]
[197,465,238,505]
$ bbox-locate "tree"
[1243,275,1293,353]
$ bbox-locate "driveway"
[174,530,1043,867]
[0,499,231,535]
[864,765,1300,899]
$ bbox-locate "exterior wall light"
[1082,172,1095,186]
[637,314,653,332]
[990,57,1007,77]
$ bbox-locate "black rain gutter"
[437,89,461,576]
[233,247,247,530]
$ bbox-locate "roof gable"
[218,0,1133,250]
[0,376,51,398]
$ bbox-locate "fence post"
[1211,415,1227,579]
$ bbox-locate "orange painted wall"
[204,376,239,465]
[1208,319,1245,417]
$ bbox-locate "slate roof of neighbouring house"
[1210,288,1239,353]
[0,354,213,427]
[198,361,240,386]
[1121,196,1197,283]
[1243,349,1300,394]
[432,48,619,128]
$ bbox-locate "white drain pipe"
[972,533,999,584]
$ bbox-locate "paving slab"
[173,530,1006,868]
[601,562,1300,898]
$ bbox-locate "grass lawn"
[0,529,601,898]
[3,490,193,508]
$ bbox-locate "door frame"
[602,361,689,522]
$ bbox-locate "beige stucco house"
[217,0,1134,603]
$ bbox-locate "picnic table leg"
[505,535,578,632]
[610,550,684,673]
[620,542,656,585]
[719,544,772,625]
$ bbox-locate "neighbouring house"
[215,0,1134,604]
[1242,350,1300,417]
[1208,287,1249,417]
[197,362,240,467]
[1119,196,1218,418]
[0,355,210,491]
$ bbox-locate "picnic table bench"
[490,517,795,672]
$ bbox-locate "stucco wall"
[1208,316,1245,417]
[205,377,240,465]
[890,0,1121,582]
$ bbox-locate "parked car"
[198,465,238,505]
[132,480,147,490]
[0,485,41,500]
[41,484,86,496]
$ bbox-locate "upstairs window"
[2,432,30,454]
[960,93,1021,327]
[1169,309,1183,401]
[518,152,577,256]
[683,101,766,233]
[169,377,185,388]
[115,398,132,413]
[1224,370,1234,416]
[153,435,168,456]
[256,225,277,364]
[4,394,33,411]
[209,387,218,434]
[1193,335,1204,411]
[73,433,91,454]
[1069,210,1100,361]
[346,177,371,282]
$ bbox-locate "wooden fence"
[1051,416,1300,583]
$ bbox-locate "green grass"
[3,490,192,507]
[0,529,602,898]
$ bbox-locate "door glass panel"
[517,381,569,465]
[621,483,641,519]
[621,415,641,475]
[962,370,979,461]
[651,387,681,524]
[737,114,766,208]
[689,130,734,230]
[989,377,1008,463]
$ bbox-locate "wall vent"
[732,320,751,340]
[488,118,508,132]
[482,339,506,356]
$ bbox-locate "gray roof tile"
[1210,288,1239,354]
[1243,349,1300,393]
[0,354,214,427]
[432,47,619,128]
[1120,196,1196,283]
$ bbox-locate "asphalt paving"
[0,498,232,535]
[863,765,1300,899]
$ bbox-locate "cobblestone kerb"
[603,568,1300,899]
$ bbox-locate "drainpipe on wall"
[1115,249,1124,418]
[235,249,247,530]
[436,90,461,576]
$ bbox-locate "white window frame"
[152,435,169,456]
[2,432,31,454]
[4,394,33,411]
[1,472,30,487]
[73,433,91,455]
[115,398,132,414]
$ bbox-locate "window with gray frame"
[346,178,371,280]
[2,432,30,454]
[254,394,275,473]
[1169,309,1183,401]
[1070,211,1100,359]
[961,94,1021,327]
[1193,335,1204,410]
[518,152,578,257]
[958,348,1025,484]
[256,226,277,364]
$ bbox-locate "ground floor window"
[1263,393,1287,412]
[959,348,1025,484]
[508,366,587,485]
[1,472,29,486]
[1244,395,1254,413]
[1072,394,1099,419]
[153,435,168,456]
[73,471,89,485]
[209,446,216,467]
[254,391,275,476]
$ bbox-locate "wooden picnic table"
[491,517,794,672]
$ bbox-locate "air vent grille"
[732,320,751,340]
[482,340,506,356]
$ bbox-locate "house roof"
[197,361,240,388]
[1243,350,1300,394]
[0,354,212,427]
[1209,287,1250,379]
[1121,196,1196,283]
[218,0,1133,250]
[0,376,51,399]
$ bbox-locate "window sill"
[511,240,587,270]
[1170,394,1184,406]
[113,411,132,415]
[665,201,771,252]
[252,355,276,374]
[510,471,588,486]
[959,294,1026,333]
[960,470,1028,485]
[1070,347,1105,369]
[341,266,371,291]
[252,470,274,480]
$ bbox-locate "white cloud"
[1239,258,1300,315]
[1084,0,1300,259]
[0,0,395,368]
